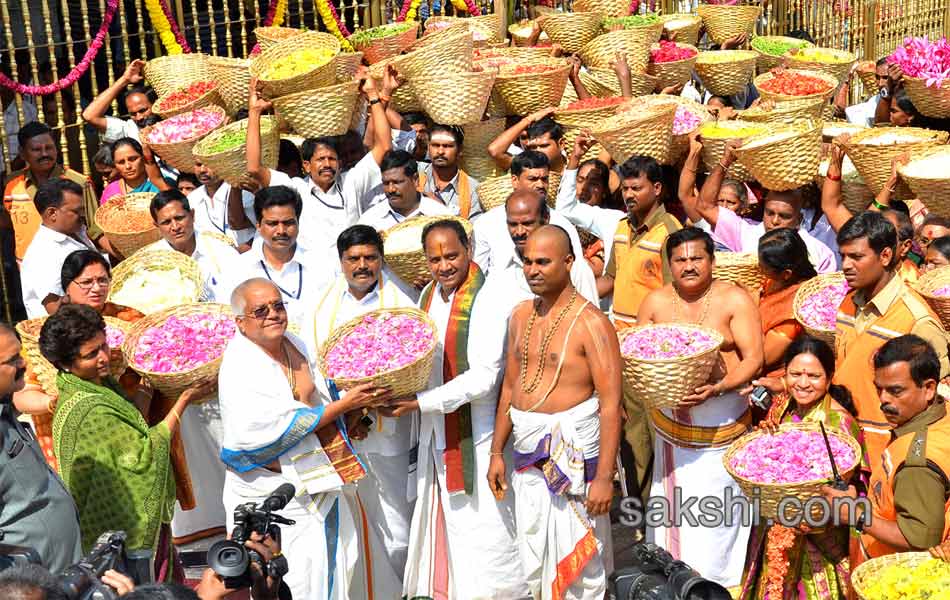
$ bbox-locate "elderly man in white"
[300,224,416,594]
[219,278,394,599]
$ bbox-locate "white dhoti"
[354,450,414,585]
[510,397,613,600]
[172,399,226,542]
[646,392,751,588]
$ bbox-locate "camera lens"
[206,540,249,577]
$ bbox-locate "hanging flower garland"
[0,0,119,95]
[397,0,424,22]
[447,0,481,15]
[315,0,354,51]
[250,0,289,56]
[144,0,192,54]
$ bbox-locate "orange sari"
[758,282,803,378]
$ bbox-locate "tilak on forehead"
[430,131,457,144]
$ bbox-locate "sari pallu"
[758,282,803,378]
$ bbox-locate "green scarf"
[52,372,175,553]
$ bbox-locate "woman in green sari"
[38,304,213,581]
[738,335,869,600]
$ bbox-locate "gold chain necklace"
[672,284,712,325]
[519,289,578,394]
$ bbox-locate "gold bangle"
[47,397,56,414]
[489,451,504,456]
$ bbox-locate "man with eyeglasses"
[219,277,393,599]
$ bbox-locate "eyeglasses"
[245,301,287,320]
[72,277,111,291]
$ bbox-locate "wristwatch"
[368,98,381,105]
[854,507,868,533]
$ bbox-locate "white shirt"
[189,183,256,246]
[103,116,141,144]
[144,232,242,303]
[417,162,482,218]
[802,207,842,269]
[846,94,881,128]
[20,225,97,317]
[358,195,453,231]
[555,168,626,273]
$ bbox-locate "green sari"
[52,372,175,554]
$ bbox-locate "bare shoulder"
[715,280,756,308]
[579,301,613,331]
[509,299,535,324]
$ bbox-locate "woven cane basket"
[561,127,606,162]
[334,52,364,83]
[697,4,761,45]
[494,60,572,115]
[854,61,877,93]
[751,36,813,73]
[192,116,280,187]
[554,97,628,127]
[912,266,950,331]
[108,250,204,314]
[423,16,461,33]
[382,216,474,288]
[144,53,212,97]
[209,56,252,115]
[250,32,341,99]
[792,271,848,348]
[723,421,862,522]
[317,307,438,397]
[898,146,950,213]
[695,50,758,97]
[624,94,711,163]
[851,552,933,600]
[698,120,769,181]
[841,127,949,198]
[152,83,225,119]
[817,155,873,214]
[475,171,562,212]
[461,118,506,180]
[618,323,724,410]
[349,22,419,64]
[539,11,603,54]
[413,70,495,125]
[94,193,161,258]
[580,28,654,71]
[902,75,950,119]
[508,21,549,47]
[785,47,856,85]
[145,105,227,173]
[254,26,303,53]
[573,0,629,17]
[470,13,504,41]
[647,43,699,90]
[397,30,473,81]
[713,252,766,291]
[740,96,826,123]
[122,303,233,401]
[272,81,360,138]
[661,14,702,45]
[734,120,822,191]
[753,69,839,103]
[580,67,657,97]
[591,103,675,164]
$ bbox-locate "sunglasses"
[245,300,287,320]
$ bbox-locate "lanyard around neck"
[259,259,303,300]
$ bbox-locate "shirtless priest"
[488,225,622,600]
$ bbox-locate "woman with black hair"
[99,136,171,205]
[924,236,950,272]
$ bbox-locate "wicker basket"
[94,192,161,258]
[461,118,506,180]
[272,81,360,138]
[475,171,562,212]
[470,13,504,43]
[622,94,710,163]
[740,96,827,123]
[334,52,364,83]
[697,4,761,45]
[913,266,950,331]
[841,126,949,197]
[152,83,225,119]
[413,70,495,125]
[16,316,132,397]
[723,421,862,522]
[753,69,839,103]
[580,67,657,97]
[792,271,848,348]
[580,29,653,71]
[851,551,932,600]
[817,155,873,214]
[317,307,438,397]
[254,26,303,53]
[539,11,603,54]
[902,75,950,119]
[661,14,702,45]
[561,126,606,162]
[508,21,549,47]
[382,216,474,288]
[122,303,233,400]
[494,60,571,116]
[695,50,758,97]
[750,36,813,73]
[572,0,629,17]
[714,252,766,291]
[145,105,227,173]
[647,43,699,90]
[618,323,725,410]
[898,146,950,211]
[192,116,280,187]
[108,250,204,314]
[698,120,769,181]
[348,22,419,64]
[590,103,676,164]
[554,97,628,127]
[250,31,341,99]
[397,29,473,81]
[209,56,252,115]
[786,47,856,85]
[734,120,822,191]
[854,60,877,93]
[144,53,212,97]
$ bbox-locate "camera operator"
[0,322,83,573]
[196,531,285,600]
[0,563,135,599]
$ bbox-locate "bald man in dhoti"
[489,226,622,600]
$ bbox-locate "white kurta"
[143,232,242,304]
[188,183,256,246]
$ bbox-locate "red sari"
[758,282,804,378]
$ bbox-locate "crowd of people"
[4,13,950,600]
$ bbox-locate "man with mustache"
[637,227,764,588]
[187,157,256,249]
[301,224,416,595]
[357,149,452,232]
[416,124,481,219]
[822,335,950,568]
[81,59,154,140]
[833,211,949,469]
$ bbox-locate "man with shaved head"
[488,225,622,599]
[218,277,394,599]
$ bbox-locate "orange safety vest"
[417,169,473,219]
[610,213,680,325]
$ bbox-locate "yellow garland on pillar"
[449,0,470,12]
[272,0,288,27]
[404,0,423,21]
[315,0,354,51]
[144,0,184,54]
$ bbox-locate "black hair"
[887,200,910,216]
[429,123,464,147]
[707,95,732,108]
[892,88,921,121]
[505,190,550,222]
[0,563,67,600]
[39,304,106,370]
[783,336,856,416]
[93,143,114,167]
[873,334,941,387]
[233,108,250,121]
[665,226,714,260]
[138,114,163,128]
[253,185,302,222]
[17,121,53,149]
[929,236,950,262]
[279,138,303,168]
[111,136,144,160]
[422,218,469,250]
[124,584,200,600]
[785,29,815,43]
[876,57,889,67]
[525,116,563,142]
[176,172,200,189]
[578,159,610,196]
[379,149,418,178]
[836,211,898,258]
[150,189,191,220]
[618,155,663,185]
[34,178,84,214]
[60,249,111,293]
[921,214,950,230]
[126,85,155,101]
[883,208,914,242]
[758,228,818,282]
[403,112,431,128]
[337,224,384,258]
[510,150,549,176]
[301,136,339,161]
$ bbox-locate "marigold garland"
[764,525,797,598]
[144,0,191,54]
[398,0,424,22]
[448,0,481,15]
[315,0,354,50]
[270,0,289,26]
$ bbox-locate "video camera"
[206,483,295,590]
[610,542,731,600]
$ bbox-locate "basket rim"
[897,145,950,183]
[152,82,222,115]
[192,115,278,159]
[753,68,839,99]
[736,119,819,152]
[843,125,949,147]
[554,96,629,116]
[850,551,934,596]
[347,21,419,45]
[792,271,848,333]
[494,59,571,81]
[698,119,770,139]
[648,41,699,67]
[108,249,203,307]
[750,35,815,55]
[270,79,361,104]
[617,322,725,364]
[590,102,676,134]
[381,215,474,259]
[94,192,160,236]
[145,105,227,147]
[913,264,950,297]
[695,49,758,64]
[786,46,856,64]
